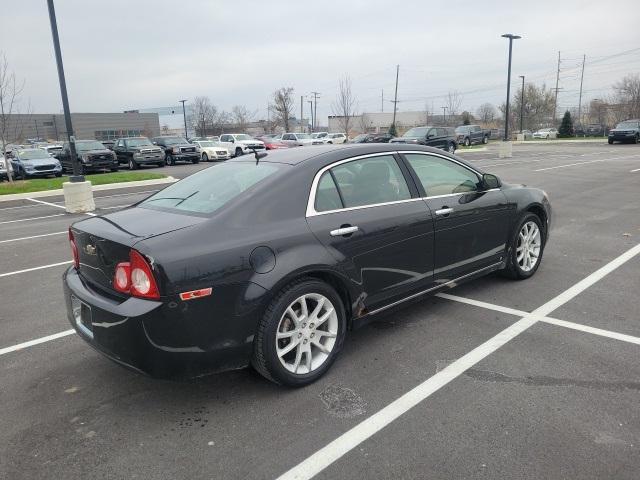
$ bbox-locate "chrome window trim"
[306,151,412,217]
[306,150,500,218]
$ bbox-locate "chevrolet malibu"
[64,144,551,386]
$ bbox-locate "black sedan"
[63,144,552,386]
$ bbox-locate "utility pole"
[47,0,82,181]
[307,99,314,131]
[519,75,525,133]
[310,91,320,132]
[52,115,59,140]
[391,65,399,130]
[179,99,188,138]
[300,95,304,133]
[441,106,447,125]
[501,33,521,141]
[34,119,39,140]
[381,89,384,112]
[553,51,561,124]
[577,54,586,130]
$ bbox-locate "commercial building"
[328,111,463,136]
[2,112,160,144]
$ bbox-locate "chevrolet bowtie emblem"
[84,244,97,255]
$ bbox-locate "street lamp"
[501,33,521,141]
[519,75,525,134]
[46,0,83,182]
[441,106,447,125]
[179,99,188,139]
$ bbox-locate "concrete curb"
[0,176,178,202]
[456,147,488,154]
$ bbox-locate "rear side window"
[328,155,411,208]
[405,153,479,196]
[315,172,343,212]
[140,162,282,215]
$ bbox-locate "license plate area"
[71,295,94,339]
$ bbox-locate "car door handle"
[435,207,454,216]
[330,226,359,237]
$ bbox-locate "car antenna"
[249,147,267,164]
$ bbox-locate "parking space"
[1,141,640,479]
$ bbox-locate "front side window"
[328,155,411,208]
[405,153,480,197]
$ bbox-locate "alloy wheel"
[516,221,541,272]
[275,293,338,374]
[448,143,455,153]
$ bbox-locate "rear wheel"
[165,153,175,166]
[202,153,209,162]
[634,134,639,144]
[608,139,614,145]
[447,142,456,153]
[235,147,243,157]
[501,213,545,280]
[482,135,488,144]
[128,159,138,170]
[464,138,470,147]
[252,278,346,387]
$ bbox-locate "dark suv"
[389,126,457,153]
[350,133,393,143]
[608,119,639,144]
[56,140,118,174]
[113,137,165,169]
[151,136,200,165]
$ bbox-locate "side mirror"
[481,173,501,190]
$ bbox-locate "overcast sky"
[2,0,639,126]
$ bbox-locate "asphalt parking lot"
[1,141,639,479]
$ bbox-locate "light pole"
[501,33,521,141]
[441,106,447,125]
[46,0,83,181]
[519,75,525,133]
[179,99,188,139]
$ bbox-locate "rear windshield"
[140,162,282,214]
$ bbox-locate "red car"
[256,136,290,150]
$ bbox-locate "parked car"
[255,136,289,150]
[0,156,15,181]
[39,144,63,157]
[11,148,63,178]
[101,140,115,150]
[63,143,551,386]
[608,119,640,144]
[324,133,347,144]
[311,132,329,140]
[193,140,231,161]
[152,136,200,165]
[218,134,266,157]
[585,124,606,137]
[190,136,220,143]
[113,137,165,169]
[513,130,533,140]
[56,140,118,174]
[349,133,393,143]
[532,128,558,139]
[455,125,490,146]
[280,133,317,147]
[389,126,458,153]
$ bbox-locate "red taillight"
[68,228,79,269]
[112,250,160,299]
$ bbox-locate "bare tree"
[0,52,26,182]
[612,74,640,119]
[445,90,463,118]
[270,87,295,132]
[358,113,371,133]
[476,103,496,125]
[231,105,255,132]
[332,76,357,136]
[189,96,216,136]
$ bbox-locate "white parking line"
[98,204,131,210]
[534,155,638,172]
[631,168,640,173]
[0,203,45,211]
[0,213,66,224]
[0,330,75,356]
[0,260,72,278]
[276,242,640,480]
[0,231,67,244]
[27,197,96,216]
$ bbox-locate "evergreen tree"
[388,123,397,137]
[558,110,574,138]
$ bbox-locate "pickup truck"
[151,136,200,165]
[455,125,490,146]
[113,137,165,169]
[56,140,119,174]
[218,134,265,157]
[389,126,458,153]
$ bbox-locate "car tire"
[192,157,200,164]
[501,212,545,280]
[608,139,614,145]
[634,134,639,144]
[156,161,165,168]
[55,172,62,177]
[202,153,208,162]
[235,147,243,157]
[447,142,456,153]
[464,138,470,147]
[482,136,488,144]
[252,278,347,387]
[165,154,175,166]
[128,159,137,170]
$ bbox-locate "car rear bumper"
[63,267,261,378]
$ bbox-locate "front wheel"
[55,172,62,177]
[501,213,545,280]
[202,153,209,162]
[464,138,470,147]
[447,142,456,153]
[608,139,614,145]
[252,278,346,387]
[482,136,488,144]
[128,159,137,170]
[192,157,200,164]
[634,134,639,144]
[235,147,243,157]
[165,154,175,166]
